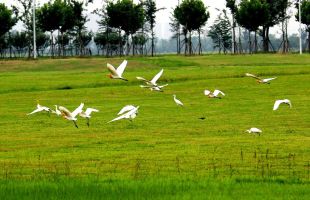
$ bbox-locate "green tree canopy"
[0,3,17,37]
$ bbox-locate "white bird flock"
[27,60,292,135]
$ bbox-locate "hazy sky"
[1,0,301,39]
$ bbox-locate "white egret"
[27,103,52,115]
[52,105,62,116]
[107,60,128,81]
[140,84,168,92]
[273,99,292,111]
[245,73,277,84]
[108,105,139,123]
[173,94,184,106]
[58,103,84,128]
[245,127,262,135]
[137,69,164,86]
[204,89,225,98]
[79,108,99,127]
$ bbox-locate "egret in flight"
[137,69,164,86]
[108,105,139,123]
[79,107,99,127]
[273,99,292,111]
[52,105,62,116]
[27,102,52,116]
[204,89,225,98]
[173,94,184,106]
[107,60,128,81]
[58,103,84,128]
[245,73,277,84]
[140,84,168,92]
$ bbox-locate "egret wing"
[107,114,127,123]
[85,108,99,116]
[273,100,282,111]
[204,90,211,96]
[213,89,225,96]
[27,108,43,115]
[150,69,163,85]
[116,60,127,76]
[58,106,72,117]
[245,73,261,80]
[136,76,149,82]
[107,63,118,76]
[72,103,84,117]
[117,105,136,115]
[263,77,277,82]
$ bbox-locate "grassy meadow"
[0,54,309,199]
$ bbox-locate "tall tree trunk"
[118,28,122,57]
[254,31,257,53]
[189,31,192,55]
[308,30,310,53]
[238,26,242,54]
[198,29,202,55]
[50,31,54,58]
[248,30,252,54]
[263,26,270,52]
[151,24,155,57]
[232,17,236,54]
[131,34,135,56]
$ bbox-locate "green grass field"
[0,54,309,199]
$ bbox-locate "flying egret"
[245,127,262,135]
[108,105,139,123]
[140,84,168,92]
[52,105,62,116]
[137,69,164,86]
[107,60,128,81]
[204,89,225,98]
[273,99,292,111]
[27,102,52,115]
[173,94,184,106]
[58,103,84,128]
[79,107,99,127]
[245,73,277,84]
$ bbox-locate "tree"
[37,0,65,57]
[261,0,289,52]
[106,0,145,56]
[15,0,34,57]
[174,0,209,55]
[0,3,17,37]
[11,31,28,57]
[208,10,232,54]
[296,0,310,52]
[236,0,269,53]
[71,0,88,56]
[143,0,165,56]
[226,0,237,53]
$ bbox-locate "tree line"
[0,0,309,59]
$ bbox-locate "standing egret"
[108,105,139,123]
[58,103,84,128]
[79,107,99,127]
[245,73,277,84]
[173,94,184,106]
[107,60,128,81]
[245,127,262,135]
[273,99,292,111]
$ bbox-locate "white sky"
[0,0,301,39]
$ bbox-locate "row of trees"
[0,0,310,58]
